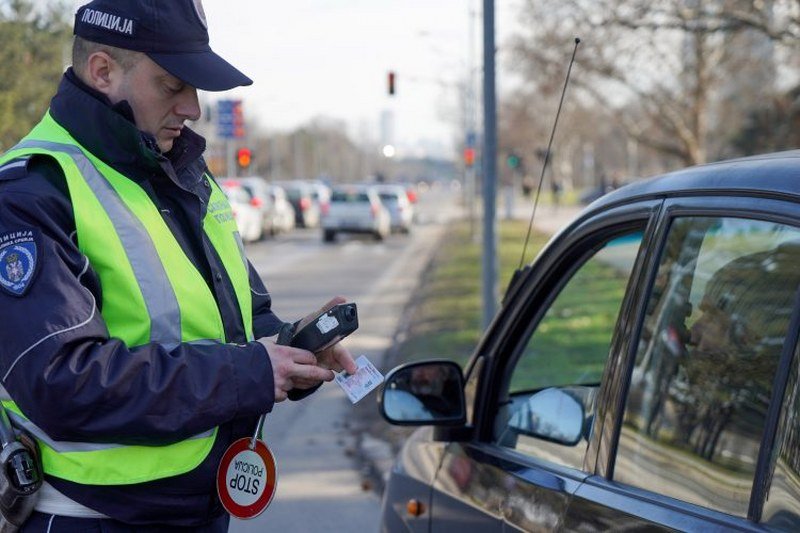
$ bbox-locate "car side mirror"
[379,360,466,426]
[508,388,585,446]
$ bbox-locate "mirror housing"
[379,360,466,426]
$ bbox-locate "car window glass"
[497,231,643,470]
[332,191,369,202]
[763,352,800,529]
[615,216,800,518]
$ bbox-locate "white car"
[266,184,296,234]
[375,184,414,233]
[219,182,263,243]
[304,180,332,219]
[321,185,390,242]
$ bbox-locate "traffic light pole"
[482,0,498,329]
[226,140,236,178]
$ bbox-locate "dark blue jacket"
[0,70,286,526]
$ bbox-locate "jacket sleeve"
[0,163,275,446]
[249,261,285,339]
[247,258,321,401]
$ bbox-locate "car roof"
[275,181,311,191]
[587,150,800,212]
[332,183,375,192]
[375,184,407,194]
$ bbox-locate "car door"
[566,195,800,531]
[428,200,660,531]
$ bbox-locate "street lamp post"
[482,0,498,329]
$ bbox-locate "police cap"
[74,0,252,92]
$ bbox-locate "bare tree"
[249,118,368,183]
[508,0,798,167]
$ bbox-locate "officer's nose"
[175,87,202,122]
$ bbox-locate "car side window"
[761,354,800,531]
[497,231,643,470]
[615,216,800,518]
[764,354,800,529]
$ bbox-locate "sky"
[63,0,520,159]
[199,0,521,159]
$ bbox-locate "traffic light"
[388,71,396,96]
[237,147,252,169]
[506,153,520,170]
[463,147,475,167]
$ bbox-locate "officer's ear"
[84,51,123,99]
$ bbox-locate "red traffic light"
[388,71,396,96]
[463,147,475,167]
[237,147,252,168]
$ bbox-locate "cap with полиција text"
[73,0,252,92]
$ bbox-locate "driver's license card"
[334,355,384,404]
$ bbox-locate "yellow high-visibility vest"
[0,112,254,485]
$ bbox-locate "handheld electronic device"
[249,302,360,446]
[284,302,359,354]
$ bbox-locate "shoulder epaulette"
[0,156,31,181]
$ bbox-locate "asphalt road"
[228,183,462,532]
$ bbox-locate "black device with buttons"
[279,302,359,354]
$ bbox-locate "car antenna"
[517,37,581,271]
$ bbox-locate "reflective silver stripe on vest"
[15,140,182,350]
[2,337,219,453]
[8,412,215,453]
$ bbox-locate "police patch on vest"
[0,230,39,297]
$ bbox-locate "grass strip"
[395,218,549,368]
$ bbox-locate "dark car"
[379,151,800,532]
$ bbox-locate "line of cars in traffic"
[217,177,416,244]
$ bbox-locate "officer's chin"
[158,138,176,154]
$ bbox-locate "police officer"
[0,1,357,530]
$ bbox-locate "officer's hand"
[292,296,359,389]
[316,342,357,374]
[291,342,358,390]
[258,339,335,402]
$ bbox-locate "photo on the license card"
[335,355,384,404]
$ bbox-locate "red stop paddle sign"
[216,437,277,519]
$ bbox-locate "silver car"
[321,185,390,242]
[375,184,413,234]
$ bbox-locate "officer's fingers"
[319,344,357,375]
[315,344,340,371]
[289,348,317,366]
[265,342,315,367]
[292,376,323,390]
[291,363,334,383]
[335,346,358,375]
[272,370,294,393]
[272,368,292,402]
